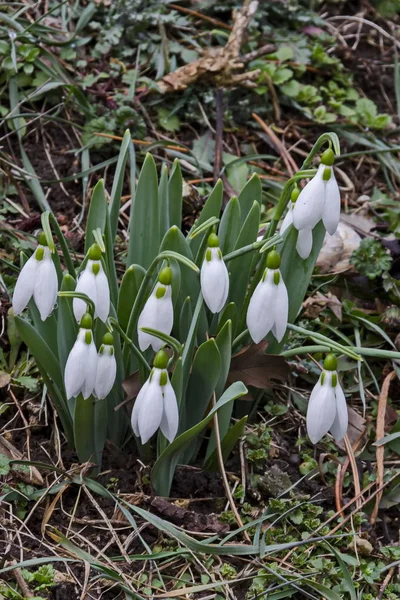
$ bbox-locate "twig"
[371,370,396,525]
[252,113,297,175]
[169,3,232,31]
[211,393,251,543]
[10,560,34,597]
[241,43,276,64]
[344,434,362,511]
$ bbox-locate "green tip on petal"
[266,250,281,270]
[331,373,338,387]
[153,349,169,369]
[92,262,100,275]
[207,233,219,248]
[35,247,45,261]
[38,232,48,246]
[158,266,172,286]
[273,271,280,285]
[291,186,300,202]
[80,312,93,329]
[322,167,331,182]
[324,353,337,371]
[159,371,168,386]
[321,148,335,167]
[156,285,166,299]
[85,330,92,345]
[88,243,102,261]
[103,332,114,345]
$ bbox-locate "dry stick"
[344,434,363,511]
[371,370,396,525]
[93,132,188,153]
[251,113,298,176]
[211,393,251,543]
[378,566,396,600]
[169,3,233,31]
[10,560,34,598]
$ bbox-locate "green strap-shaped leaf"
[228,200,261,314]
[109,129,132,242]
[204,415,247,471]
[74,395,106,469]
[84,179,107,254]
[57,274,78,375]
[238,174,262,226]
[117,264,146,332]
[158,163,170,239]
[151,381,247,496]
[127,153,160,269]
[168,159,183,228]
[104,207,118,308]
[178,296,192,341]
[188,179,223,257]
[217,302,237,339]
[218,196,241,255]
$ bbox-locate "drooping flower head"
[280,186,313,260]
[73,243,110,324]
[12,232,58,321]
[131,349,179,444]
[64,312,98,400]
[200,233,229,314]
[94,332,117,400]
[292,148,340,236]
[306,353,348,444]
[246,250,289,344]
[138,266,174,352]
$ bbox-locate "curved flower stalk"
[246,250,288,343]
[131,349,179,444]
[306,353,348,444]
[12,232,58,321]
[94,332,117,399]
[138,266,174,352]
[293,148,340,237]
[64,313,98,399]
[200,233,229,313]
[280,187,313,260]
[73,243,110,323]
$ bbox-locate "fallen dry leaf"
[0,435,44,485]
[228,341,289,395]
[316,222,361,274]
[303,291,342,321]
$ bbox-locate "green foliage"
[350,238,393,279]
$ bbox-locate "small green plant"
[350,237,393,279]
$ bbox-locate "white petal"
[131,379,150,436]
[12,253,39,315]
[94,265,110,322]
[246,270,276,344]
[272,277,288,342]
[160,379,179,442]
[322,172,341,235]
[74,264,97,324]
[296,228,313,260]
[292,164,325,231]
[279,204,294,235]
[137,293,159,351]
[306,373,337,444]
[33,250,58,320]
[330,380,348,442]
[94,349,117,399]
[82,340,98,399]
[64,331,88,399]
[201,249,229,313]
[153,286,174,351]
[137,379,164,444]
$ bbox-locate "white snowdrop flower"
[73,244,110,323]
[12,233,58,321]
[94,333,117,400]
[64,313,98,400]
[292,148,340,236]
[131,350,179,444]
[306,354,348,444]
[280,189,313,260]
[246,250,288,344]
[200,233,229,314]
[138,266,173,352]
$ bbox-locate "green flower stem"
[287,324,362,362]
[232,328,250,352]
[223,241,264,262]
[122,251,198,371]
[140,327,182,366]
[92,228,106,253]
[108,317,151,376]
[43,212,76,277]
[281,345,331,358]
[58,291,95,316]
[302,132,340,169]
[282,343,400,361]
[189,216,220,240]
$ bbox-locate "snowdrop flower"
[64,313,98,399]
[131,349,179,444]
[280,187,313,260]
[12,233,58,321]
[200,233,229,313]
[246,250,288,344]
[293,148,340,236]
[73,243,110,324]
[94,333,117,400]
[138,266,173,352]
[306,353,348,444]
